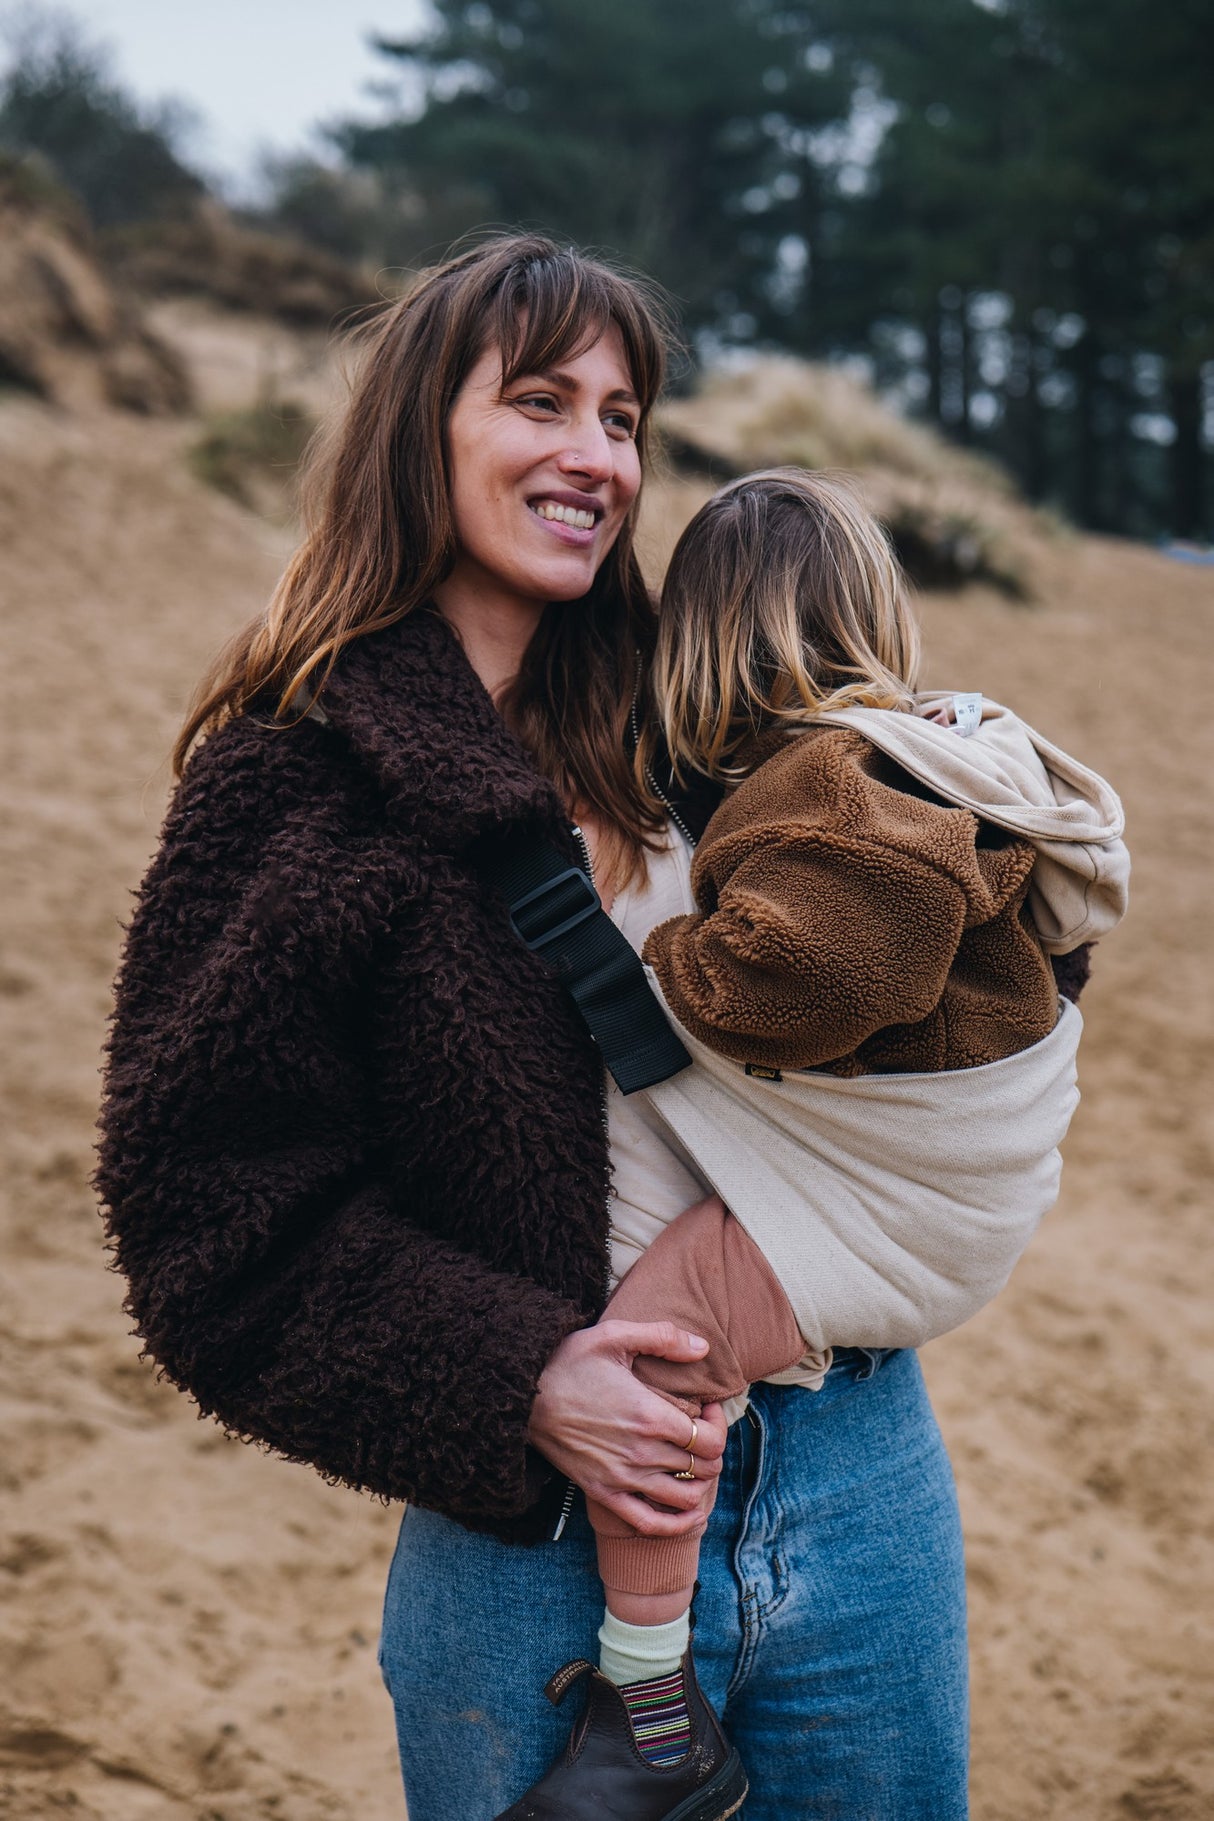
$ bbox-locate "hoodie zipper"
[630,692,698,853]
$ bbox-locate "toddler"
[503,469,1127,1817]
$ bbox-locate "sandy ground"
[1,307,1211,1820]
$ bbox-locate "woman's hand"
[527,1321,727,1536]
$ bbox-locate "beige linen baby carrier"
[645,696,1128,1354]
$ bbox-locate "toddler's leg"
[586,1430,705,1621]
[584,1196,807,1759]
[485,1201,789,1808]
[607,1193,806,1410]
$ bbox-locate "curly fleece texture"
[95,610,657,1541]
[645,724,1062,1075]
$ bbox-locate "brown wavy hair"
[175,233,673,876]
[641,467,921,785]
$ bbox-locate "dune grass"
[188,397,314,513]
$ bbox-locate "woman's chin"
[530,553,603,605]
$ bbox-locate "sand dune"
[1,309,1211,1819]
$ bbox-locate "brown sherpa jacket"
[95,609,715,1544]
[644,723,1061,1075]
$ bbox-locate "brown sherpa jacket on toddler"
[643,722,1060,1076]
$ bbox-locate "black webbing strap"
[487,834,692,1096]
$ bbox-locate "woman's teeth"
[531,502,596,530]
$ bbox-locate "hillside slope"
[0,165,189,415]
[1,308,1210,1821]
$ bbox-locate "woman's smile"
[528,492,603,538]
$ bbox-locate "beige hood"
[815,696,1129,952]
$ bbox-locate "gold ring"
[673,1451,696,1480]
[687,1418,699,1456]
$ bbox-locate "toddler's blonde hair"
[647,468,920,782]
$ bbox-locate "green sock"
[597,1611,693,1767]
[598,1609,690,1685]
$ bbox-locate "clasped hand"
[527,1319,727,1536]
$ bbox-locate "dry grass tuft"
[658,357,1063,597]
[0,157,191,415]
[188,397,315,517]
[104,200,379,329]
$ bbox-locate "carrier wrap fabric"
[646,985,1082,1354]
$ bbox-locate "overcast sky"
[35,1,429,192]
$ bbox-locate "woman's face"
[440,325,643,620]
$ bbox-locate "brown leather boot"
[493,1646,747,1820]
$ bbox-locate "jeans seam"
[759,1548,790,1621]
[757,1440,789,1622]
[730,1589,762,1701]
[727,1406,769,1704]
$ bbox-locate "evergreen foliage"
[327,0,1212,537]
[816,0,1214,535]
[0,11,202,229]
[332,0,853,353]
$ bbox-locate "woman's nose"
[556,418,616,482]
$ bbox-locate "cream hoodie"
[824,693,1129,952]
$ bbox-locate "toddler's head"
[652,468,920,780]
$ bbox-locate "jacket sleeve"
[1051,942,1092,1003]
[95,721,584,1528]
[643,731,1033,1070]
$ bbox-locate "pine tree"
[0,13,203,229]
[333,0,851,350]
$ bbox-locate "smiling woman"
[170,235,668,892]
[99,234,744,1818]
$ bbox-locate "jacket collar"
[317,608,569,848]
[314,605,725,852]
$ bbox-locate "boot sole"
[664,1749,749,1821]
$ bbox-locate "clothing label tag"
[952,693,983,736]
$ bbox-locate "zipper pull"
[551,1478,577,1542]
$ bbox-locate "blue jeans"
[379,1348,969,1819]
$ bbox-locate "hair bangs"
[489,249,666,424]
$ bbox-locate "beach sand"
[1,315,1211,1818]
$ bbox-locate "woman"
[96,234,969,1820]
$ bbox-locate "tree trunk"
[1168,365,1206,539]
[1072,326,1100,529]
[931,309,946,429]
[926,301,943,425]
[1106,353,1132,536]
[957,298,972,445]
[1024,325,1048,501]
[1002,325,1034,501]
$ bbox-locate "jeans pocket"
[833,1345,899,1381]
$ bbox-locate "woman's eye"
[510,392,637,439]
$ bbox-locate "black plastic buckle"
[509,866,601,951]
